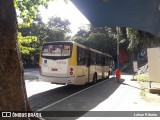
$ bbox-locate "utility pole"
[117,27,120,69]
[116,27,121,82]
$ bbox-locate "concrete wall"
[147,48,160,82]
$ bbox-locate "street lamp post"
[116,27,121,82]
[117,28,126,69]
[116,27,127,82]
[117,27,120,69]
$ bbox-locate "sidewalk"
[121,72,160,104]
[24,68,39,80]
[138,81,160,103]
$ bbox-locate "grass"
[140,89,146,97]
[134,74,149,82]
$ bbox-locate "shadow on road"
[29,84,92,111]
[121,82,144,90]
[28,77,124,120]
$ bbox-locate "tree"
[0,0,52,120]
[46,16,71,41]
[74,36,86,44]
[18,15,46,68]
[19,15,70,43]
[18,32,40,68]
[15,0,51,23]
[19,14,47,46]
[74,28,89,37]
[126,28,152,60]
[47,16,71,33]
[86,32,117,56]
[46,28,65,41]
[0,0,31,116]
[73,28,117,58]
[18,33,38,55]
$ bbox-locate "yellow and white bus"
[39,41,114,85]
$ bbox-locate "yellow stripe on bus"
[68,44,77,66]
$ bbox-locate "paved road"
[24,69,39,80]
[25,70,100,110]
[41,75,160,120]
[25,71,160,120]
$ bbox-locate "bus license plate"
[51,68,58,71]
[43,63,47,67]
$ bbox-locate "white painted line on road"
[37,79,112,111]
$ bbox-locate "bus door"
[102,57,106,78]
[86,52,91,83]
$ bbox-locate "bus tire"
[106,71,110,79]
[93,73,97,84]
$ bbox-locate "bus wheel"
[106,71,110,79]
[93,73,97,84]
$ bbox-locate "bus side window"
[99,55,102,65]
[105,57,109,66]
[86,54,90,67]
[77,47,85,65]
[85,50,90,67]
[96,54,101,65]
[102,57,105,66]
[91,52,96,65]
[109,58,111,66]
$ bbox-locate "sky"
[39,0,90,35]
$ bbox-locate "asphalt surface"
[29,84,93,111]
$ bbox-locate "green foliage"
[127,28,140,52]
[19,15,69,43]
[73,27,117,57]
[126,28,160,52]
[14,0,69,23]
[75,29,88,37]
[19,15,46,45]
[18,32,38,54]
[74,36,86,44]
[14,0,18,8]
[134,74,149,82]
[86,32,117,54]
[48,16,71,33]
[14,0,52,23]
[46,28,65,41]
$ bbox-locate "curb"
[149,88,160,94]
[24,68,39,72]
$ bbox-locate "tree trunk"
[0,1,40,120]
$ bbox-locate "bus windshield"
[42,42,72,59]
